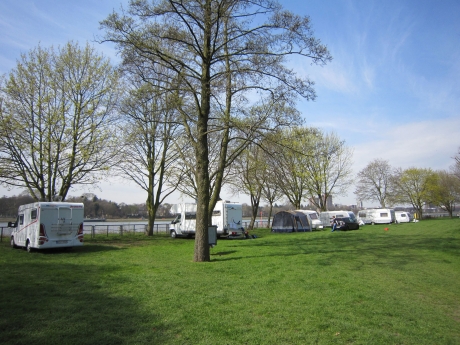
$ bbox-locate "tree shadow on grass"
[213,231,460,269]
[0,262,175,345]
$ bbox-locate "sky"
[0,0,459,207]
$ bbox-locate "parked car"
[334,217,360,231]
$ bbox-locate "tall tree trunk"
[248,186,262,230]
[194,0,212,262]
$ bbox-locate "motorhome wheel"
[10,237,17,249]
[170,230,177,238]
[26,240,32,253]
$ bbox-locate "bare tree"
[354,159,394,207]
[260,152,284,226]
[117,73,182,236]
[229,144,265,229]
[0,42,120,201]
[270,127,314,209]
[304,131,353,211]
[101,0,331,261]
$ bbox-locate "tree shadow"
[0,262,175,344]
[212,231,460,268]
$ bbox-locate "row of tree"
[0,192,316,220]
[354,157,460,219]
[3,1,457,261]
[0,1,333,261]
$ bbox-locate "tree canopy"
[101,0,331,261]
[0,42,120,201]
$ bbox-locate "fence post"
[120,225,123,236]
[1,227,3,242]
[92,225,95,239]
[107,225,109,237]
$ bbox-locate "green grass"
[1,219,459,344]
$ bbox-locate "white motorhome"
[169,200,244,238]
[9,202,84,252]
[395,211,412,223]
[357,208,396,225]
[295,210,324,230]
[319,211,358,228]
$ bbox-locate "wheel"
[371,222,375,225]
[170,230,177,238]
[26,240,33,253]
[10,237,17,249]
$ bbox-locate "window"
[31,209,37,220]
[380,213,388,217]
[213,210,221,216]
[19,214,24,225]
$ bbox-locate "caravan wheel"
[170,230,177,238]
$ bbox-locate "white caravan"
[295,210,324,230]
[9,202,84,252]
[319,211,358,228]
[395,211,412,223]
[169,200,244,238]
[357,208,396,225]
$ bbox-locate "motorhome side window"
[213,210,221,216]
[19,214,24,225]
[185,213,196,220]
[31,209,37,220]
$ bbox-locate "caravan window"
[31,209,37,220]
[380,213,388,217]
[213,210,221,216]
[400,213,406,218]
[358,211,366,217]
[19,214,24,225]
[309,213,318,219]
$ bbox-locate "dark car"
[335,217,360,230]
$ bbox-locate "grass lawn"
[1,218,459,344]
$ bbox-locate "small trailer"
[357,208,396,225]
[395,210,413,223]
[295,210,324,230]
[9,202,85,252]
[169,200,244,238]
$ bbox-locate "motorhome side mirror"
[8,222,16,228]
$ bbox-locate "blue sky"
[1,0,459,207]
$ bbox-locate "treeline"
[0,194,170,219]
[0,193,354,220]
